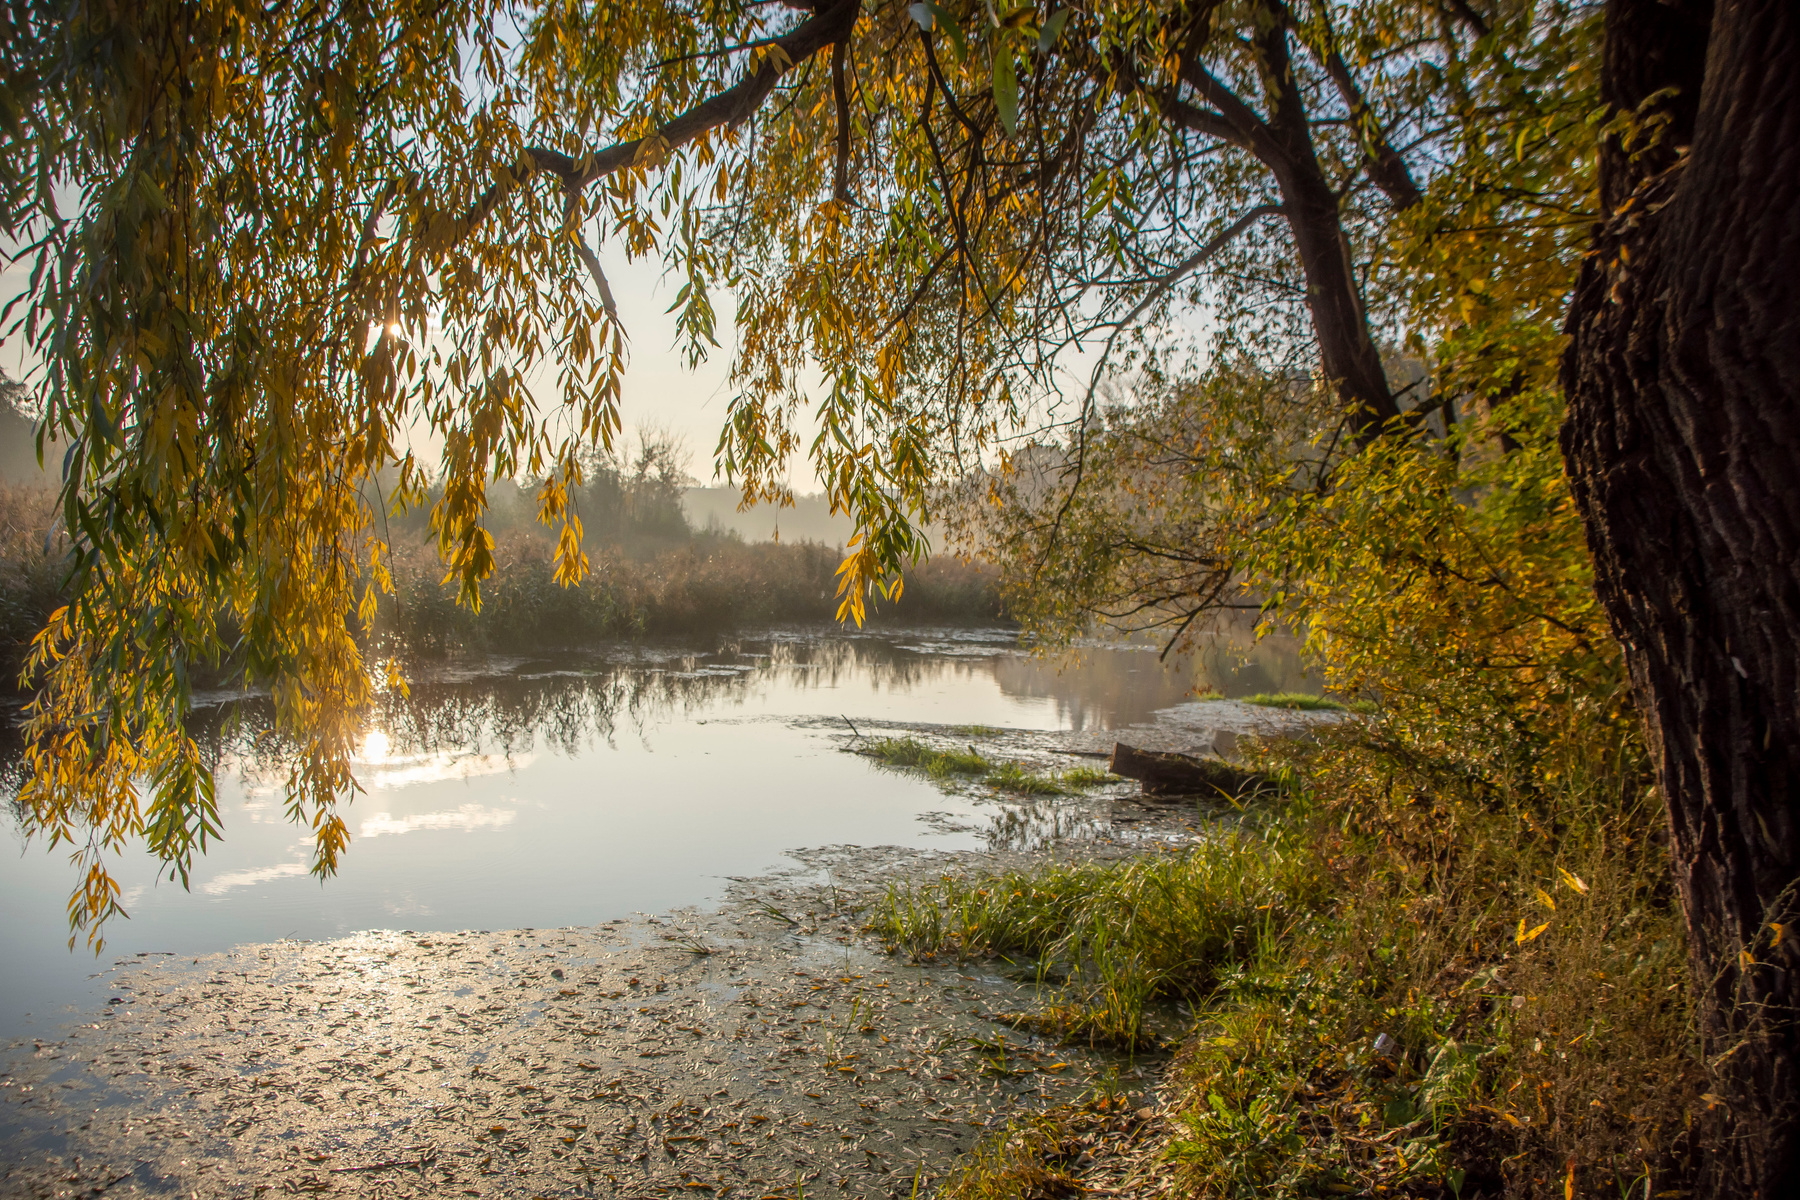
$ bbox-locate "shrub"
[0,484,66,684]
[369,530,1007,658]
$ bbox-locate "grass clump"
[1243,691,1377,714]
[873,833,1316,1048]
[985,762,1121,794]
[865,736,991,779]
[983,761,1067,795]
[895,729,1703,1197]
[1057,765,1115,789]
[935,1095,1155,1200]
[867,739,1117,795]
[1243,691,1343,711]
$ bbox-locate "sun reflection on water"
[361,728,391,763]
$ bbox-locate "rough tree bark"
[1561,0,1800,1192]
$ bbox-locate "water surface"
[1,626,1308,1039]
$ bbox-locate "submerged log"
[1108,742,1269,799]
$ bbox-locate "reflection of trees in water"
[237,634,1024,771]
[984,802,1108,853]
[0,704,23,794]
[3,629,1305,811]
[373,668,707,759]
[2,634,1005,807]
[366,632,1029,759]
[994,633,1315,730]
[0,709,25,834]
[728,632,994,695]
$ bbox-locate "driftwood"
[1108,742,1269,799]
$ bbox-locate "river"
[1,625,1309,1043]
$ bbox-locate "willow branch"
[831,39,852,203]
[1317,46,1422,209]
[454,0,859,239]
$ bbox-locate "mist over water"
[1,626,1309,1041]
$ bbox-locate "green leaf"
[992,45,1018,135]
[1038,8,1071,54]
[910,3,968,61]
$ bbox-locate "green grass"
[983,761,1066,794]
[866,738,1118,795]
[952,724,1005,737]
[1057,765,1116,789]
[1241,691,1375,713]
[901,756,1700,1200]
[865,736,990,779]
[1242,691,1344,710]
[871,833,1316,1048]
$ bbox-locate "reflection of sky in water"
[0,626,1310,1039]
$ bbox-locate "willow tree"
[0,0,1522,936]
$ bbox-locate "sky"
[0,228,805,493]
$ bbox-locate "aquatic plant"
[982,762,1065,795]
[865,739,1114,797]
[864,737,991,779]
[1241,691,1346,712]
[1056,766,1115,790]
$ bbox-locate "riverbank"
[0,810,1214,1200]
[0,669,1344,1200]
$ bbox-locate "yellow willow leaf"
[1516,919,1550,945]
[1557,867,1589,895]
[1534,887,1556,912]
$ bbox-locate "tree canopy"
[2,0,1594,935]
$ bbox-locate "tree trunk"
[1107,742,1268,799]
[1561,0,1800,1192]
[1177,7,1402,443]
[1277,161,1398,444]
[1256,19,1401,444]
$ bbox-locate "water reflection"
[0,624,1311,1040]
[982,802,1113,854]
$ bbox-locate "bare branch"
[1310,21,1423,208]
[831,39,852,203]
[456,0,859,238]
[1116,204,1284,330]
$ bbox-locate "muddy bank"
[0,832,1213,1200]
